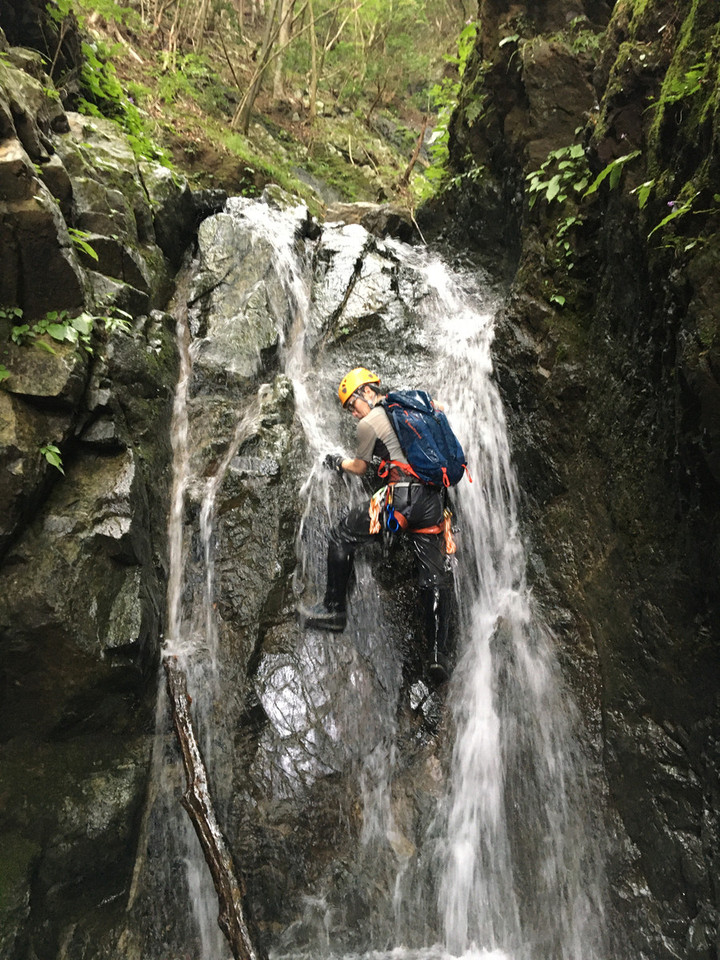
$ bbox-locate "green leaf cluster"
[11,309,95,353]
[47,1,169,164]
[583,149,641,197]
[77,38,168,162]
[155,52,234,116]
[420,20,479,192]
[40,443,65,474]
[5,306,132,362]
[526,144,589,208]
[659,52,711,106]
[67,227,99,261]
[526,143,644,304]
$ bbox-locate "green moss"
[648,1,718,145]
[625,0,653,28]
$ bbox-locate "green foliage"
[564,16,603,56]
[46,2,169,164]
[46,0,73,24]
[103,309,133,334]
[421,20,479,192]
[6,306,132,356]
[632,179,655,210]
[0,364,9,383]
[67,227,99,261]
[646,191,720,244]
[525,144,589,208]
[527,142,643,306]
[77,38,168,161]
[48,0,140,30]
[555,214,581,271]
[40,443,65,474]
[12,310,94,352]
[657,52,711,106]
[583,149,641,197]
[155,52,233,116]
[0,306,24,324]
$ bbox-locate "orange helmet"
[338,367,380,406]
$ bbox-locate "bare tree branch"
[399,114,430,186]
[164,656,266,960]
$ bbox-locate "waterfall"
[133,196,611,960]
[394,248,609,960]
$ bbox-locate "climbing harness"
[369,485,387,534]
[379,458,473,487]
[368,483,457,554]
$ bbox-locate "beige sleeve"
[355,419,377,461]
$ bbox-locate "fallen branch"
[164,656,266,960]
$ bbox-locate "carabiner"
[385,505,400,533]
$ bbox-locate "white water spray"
[139,198,610,960]
[392,246,608,960]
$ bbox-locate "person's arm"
[341,457,368,475]
[323,453,368,475]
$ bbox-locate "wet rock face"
[0,177,447,958]
[0,45,198,320]
[154,197,445,956]
[439,1,720,957]
[0,313,179,958]
[0,30,204,958]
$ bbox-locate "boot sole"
[297,609,346,632]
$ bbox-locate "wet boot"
[298,537,353,632]
[423,586,452,685]
[298,601,347,632]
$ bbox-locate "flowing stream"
[133,196,611,960]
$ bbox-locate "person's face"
[346,385,372,420]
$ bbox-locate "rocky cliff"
[1,2,719,959]
[431,1,719,957]
[0,26,215,957]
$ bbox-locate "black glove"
[324,453,344,474]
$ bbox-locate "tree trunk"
[232,0,281,133]
[272,0,293,100]
[164,656,267,960]
[308,0,318,121]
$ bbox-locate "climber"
[298,367,456,684]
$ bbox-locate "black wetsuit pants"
[323,482,453,659]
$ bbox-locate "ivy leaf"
[46,323,71,341]
[71,314,94,336]
[40,443,65,475]
[546,175,561,202]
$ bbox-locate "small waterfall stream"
[394,248,608,960]
[133,196,612,960]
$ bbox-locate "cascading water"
[391,247,610,960]
[130,195,613,960]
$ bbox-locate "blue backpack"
[380,389,469,487]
